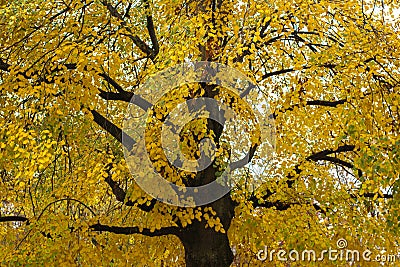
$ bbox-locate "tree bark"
[178,194,236,267]
[181,225,233,267]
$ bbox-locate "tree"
[0,0,399,266]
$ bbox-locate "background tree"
[0,0,399,266]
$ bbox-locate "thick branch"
[98,90,133,102]
[98,90,152,111]
[104,164,157,212]
[0,58,10,71]
[313,155,355,169]
[98,72,152,110]
[229,144,257,171]
[98,72,126,93]
[305,145,358,171]
[0,216,179,237]
[144,0,159,56]
[1,59,148,150]
[0,58,151,112]
[271,98,348,119]
[90,110,136,150]
[306,145,355,161]
[0,216,28,222]
[90,223,180,236]
[249,192,326,214]
[306,99,346,107]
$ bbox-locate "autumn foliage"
[0,0,400,266]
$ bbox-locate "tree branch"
[97,72,152,110]
[103,163,157,212]
[350,193,394,199]
[312,155,355,169]
[306,145,356,161]
[89,223,180,236]
[144,0,159,56]
[0,216,28,222]
[234,35,283,63]
[0,59,152,111]
[229,144,258,171]
[0,58,10,71]
[90,109,136,150]
[271,98,348,119]
[98,90,133,102]
[249,193,327,214]
[0,216,180,237]
[250,145,360,208]
[262,68,295,80]
[98,72,126,93]
[101,1,155,60]
[306,99,347,107]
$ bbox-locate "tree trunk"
[178,195,236,267]
[180,221,234,267]
[177,83,236,266]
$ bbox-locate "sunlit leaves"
[0,0,400,265]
